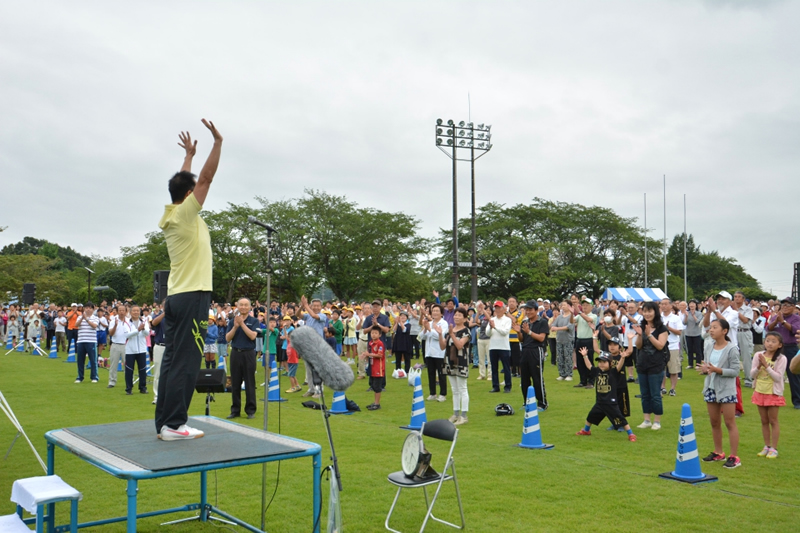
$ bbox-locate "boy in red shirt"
[361,327,385,410]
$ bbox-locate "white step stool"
[4,475,81,533]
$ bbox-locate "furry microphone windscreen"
[290,326,355,391]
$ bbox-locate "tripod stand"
[5,339,47,357]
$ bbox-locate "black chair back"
[421,419,456,442]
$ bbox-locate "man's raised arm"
[178,131,196,173]
[194,118,223,207]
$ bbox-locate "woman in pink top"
[750,332,787,459]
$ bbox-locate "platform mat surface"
[62,417,306,471]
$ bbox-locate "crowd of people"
[5,288,799,468]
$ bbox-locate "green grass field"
[1,348,798,532]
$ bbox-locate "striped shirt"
[77,316,99,344]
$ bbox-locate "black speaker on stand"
[22,284,36,306]
[153,271,169,302]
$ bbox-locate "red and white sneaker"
[576,429,591,436]
[160,424,204,441]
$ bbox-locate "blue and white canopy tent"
[602,287,668,302]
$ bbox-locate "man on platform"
[226,298,260,420]
[155,119,222,441]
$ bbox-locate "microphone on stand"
[290,327,355,391]
[247,216,276,232]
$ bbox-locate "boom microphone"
[290,326,355,391]
[247,216,276,232]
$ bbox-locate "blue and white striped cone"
[517,386,554,449]
[218,353,226,371]
[329,390,351,415]
[34,337,41,354]
[117,358,123,372]
[400,375,426,430]
[267,360,287,402]
[49,342,58,358]
[64,339,76,362]
[660,403,718,484]
[5,332,12,349]
[16,338,25,352]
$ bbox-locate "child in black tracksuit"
[576,342,637,442]
[592,332,633,430]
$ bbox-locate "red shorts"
[751,391,786,407]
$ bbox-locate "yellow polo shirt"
[158,193,212,295]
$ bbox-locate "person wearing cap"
[342,307,359,365]
[519,300,550,409]
[506,297,523,379]
[575,350,637,442]
[732,291,755,387]
[573,297,597,389]
[766,297,800,408]
[485,300,513,393]
[203,313,218,369]
[751,308,766,355]
[592,331,634,426]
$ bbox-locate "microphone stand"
[251,223,277,532]
[309,364,343,492]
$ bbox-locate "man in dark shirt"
[225,298,261,419]
[519,300,550,409]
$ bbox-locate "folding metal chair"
[385,419,465,533]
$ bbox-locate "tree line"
[0,191,774,305]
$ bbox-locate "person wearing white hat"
[732,291,754,387]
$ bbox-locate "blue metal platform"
[44,416,322,532]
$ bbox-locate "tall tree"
[295,190,429,302]
[430,198,658,301]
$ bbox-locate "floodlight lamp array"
[435,119,492,151]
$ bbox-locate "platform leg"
[200,471,208,521]
[312,452,321,533]
[70,499,78,533]
[47,443,55,533]
[126,479,137,533]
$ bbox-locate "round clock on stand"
[401,431,438,480]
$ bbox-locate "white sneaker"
[556,376,564,381]
[651,422,661,431]
[454,416,468,426]
[565,376,573,381]
[437,395,446,402]
[637,420,652,429]
[91,379,98,383]
[448,414,459,423]
[160,424,204,441]
[74,379,81,384]
[426,395,437,401]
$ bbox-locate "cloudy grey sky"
[2,0,798,296]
